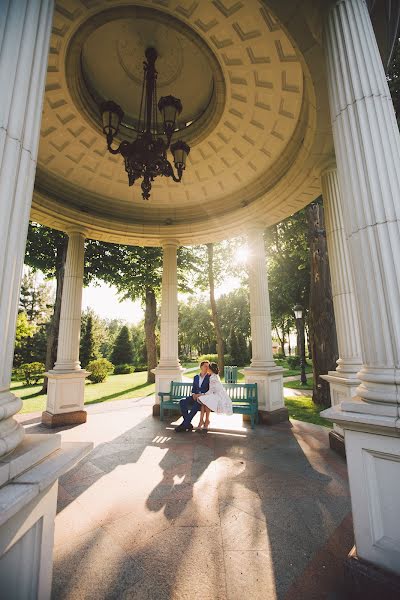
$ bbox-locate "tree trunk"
[144,288,157,384]
[280,320,286,355]
[306,199,338,408]
[207,244,224,373]
[42,238,68,393]
[287,324,291,355]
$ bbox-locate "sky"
[82,275,243,324]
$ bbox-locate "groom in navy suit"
[175,361,210,432]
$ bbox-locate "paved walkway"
[24,399,352,599]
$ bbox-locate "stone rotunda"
[1,0,400,597]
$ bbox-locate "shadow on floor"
[47,405,353,599]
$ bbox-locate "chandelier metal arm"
[169,168,183,183]
[100,48,190,200]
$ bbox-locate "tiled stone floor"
[23,397,353,599]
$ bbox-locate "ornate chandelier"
[100,47,190,200]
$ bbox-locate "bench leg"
[160,404,164,421]
[251,414,255,429]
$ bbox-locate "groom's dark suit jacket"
[191,373,210,396]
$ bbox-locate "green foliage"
[388,38,400,127]
[25,223,66,279]
[14,312,36,349]
[287,355,301,370]
[17,362,45,385]
[14,271,54,367]
[197,354,234,366]
[114,364,135,375]
[87,358,114,383]
[265,210,310,345]
[80,314,98,368]
[110,326,134,365]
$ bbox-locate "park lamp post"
[293,303,307,386]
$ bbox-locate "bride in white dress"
[198,362,233,430]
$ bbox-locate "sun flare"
[234,245,250,264]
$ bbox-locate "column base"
[44,369,89,426]
[322,405,400,575]
[321,371,361,450]
[0,391,25,459]
[41,410,87,428]
[0,436,92,599]
[244,366,284,412]
[344,547,400,600]
[329,430,346,459]
[152,365,185,399]
[258,407,289,425]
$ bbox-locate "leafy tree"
[388,38,400,126]
[207,243,225,372]
[14,312,36,349]
[13,312,36,366]
[265,210,310,355]
[14,270,54,367]
[19,269,53,325]
[24,223,68,391]
[306,200,338,407]
[80,315,98,368]
[110,326,134,365]
[85,242,200,383]
[228,327,240,365]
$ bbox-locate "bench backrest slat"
[163,381,257,404]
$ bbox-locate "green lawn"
[285,395,331,427]
[11,371,155,414]
[182,361,199,369]
[12,370,330,429]
[284,377,314,390]
[275,358,313,378]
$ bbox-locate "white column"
[323,0,400,576]
[44,228,89,426]
[321,165,364,443]
[244,228,287,423]
[153,240,184,411]
[0,0,54,457]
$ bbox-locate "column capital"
[246,223,265,235]
[65,225,88,238]
[320,159,337,178]
[160,238,180,249]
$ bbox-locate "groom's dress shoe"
[175,423,193,432]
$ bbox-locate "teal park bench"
[224,365,238,383]
[159,381,258,429]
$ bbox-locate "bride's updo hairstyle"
[209,362,219,374]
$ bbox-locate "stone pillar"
[153,240,184,415]
[320,165,364,454]
[244,228,287,424]
[0,0,54,457]
[323,0,400,580]
[43,228,89,427]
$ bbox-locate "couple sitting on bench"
[175,360,233,432]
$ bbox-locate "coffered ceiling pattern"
[32,0,332,245]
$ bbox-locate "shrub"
[17,362,45,385]
[287,356,301,369]
[114,363,134,375]
[87,358,114,383]
[134,365,148,372]
[274,352,286,360]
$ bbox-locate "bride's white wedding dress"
[200,373,233,415]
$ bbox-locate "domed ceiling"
[32,0,331,245]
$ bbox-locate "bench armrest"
[158,392,171,400]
